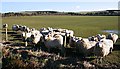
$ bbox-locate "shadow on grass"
[9,38,22,41]
[113,44,120,51]
[2,30,120,69]
[2,31,17,34]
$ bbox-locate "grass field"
[1,16,120,68]
[2,16,118,37]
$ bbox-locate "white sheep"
[67,30,74,37]
[19,25,27,31]
[95,34,106,41]
[44,34,64,53]
[88,34,106,42]
[69,36,82,48]
[12,24,19,31]
[76,38,97,57]
[21,29,43,46]
[3,24,8,28]
[94,38,114,63]
[22,32,31,38]
[21,31,32,42]
[30,30,43,44]
[88,36,98,41]
[107,33,118,43]
[40,28,50,36]
[94,33,118,63]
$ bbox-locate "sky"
[1,0,119,2]
[1,1,119,13]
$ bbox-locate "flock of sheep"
[3,24,119,61]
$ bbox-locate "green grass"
[2,16,120,66]
[2,16,118,37]
[103,51,120,63]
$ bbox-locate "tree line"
[1,10,120,17]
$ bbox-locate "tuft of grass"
[103,51,120,64]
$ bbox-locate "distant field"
[2,16,118,37]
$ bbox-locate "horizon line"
[1,9,119,13]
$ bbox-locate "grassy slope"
[2,16,118,37]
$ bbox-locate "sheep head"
[107,33,118,43]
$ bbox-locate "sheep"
[93,33,118,63]
[30,30,43,45]
[57,28,66,32]
[55,28,74,37]
[31,28,36,31]
[88,36,98,41]
[56,29,74,47]
[21,31,32,42]
[69,36,82,48]
[43,34,64,53]
[65,30,74,37]
[12,24,20,31]
[88,34,106,42]
[19,25,27,31]
[40,28,50,36]
[69,36,77,48]
[47,27,53,32]
[95,34,106,41]
[21,29,43,46]
[22,29,41,46]
[94,38,114,63]
[40,28,47,32]
[107,33,118,43]
[21,28,33,42]
[3,24,8,28]
[25,27,31,32]
[31,29,40,35]
[40,28,74,46]
[76,38,97,57]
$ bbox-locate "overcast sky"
[1,0,119,13]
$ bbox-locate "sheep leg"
[25,32,28,46]
[60,46,65,57]
[109,47,113,54]
[97,57,103,64]
[47,47,50,53]
[96,57,99,64]
[39,47,42,53]
[25,42,27,46]
[100,57,103,64]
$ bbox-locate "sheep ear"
[101,40,104,42]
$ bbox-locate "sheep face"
[31,35,35,39]
[31,28,35,31]
[12,25,19,31]
[107,33,118,43]
[96,34,106,41]
[3,24,8,28]
[31,33,42,44]
[96,41,103,48]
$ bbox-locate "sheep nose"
[31,35,34,38]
